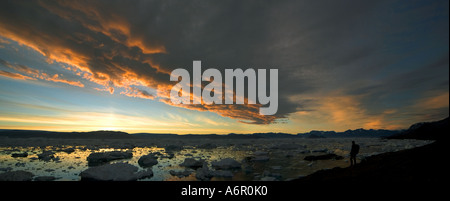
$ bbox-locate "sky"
[0,0,448,134]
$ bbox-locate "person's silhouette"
[350,141,359,167]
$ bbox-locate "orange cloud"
[160,97,277,124]
[0,70,36,80]
[0,59,40,77]
[44,74,85,88]
[289,92,403,131]
[1,1,165,91]
[416,91,449,110]
[1,59,84,87]
[0,37,10,44]
[0,1,281,125]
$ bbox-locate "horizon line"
[0,127,404,136]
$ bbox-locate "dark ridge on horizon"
[0,128,402,139]
[388,116,449,140]
[1,116,447,139]
[0,130,130,139]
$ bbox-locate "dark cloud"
[0,0,448,125]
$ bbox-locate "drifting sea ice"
[0,137,433,181]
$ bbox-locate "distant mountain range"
[0,130,130,139]
[388,117,449,140]
[0,128,400,139]
[297,129,401,138]
[1,116,447,140]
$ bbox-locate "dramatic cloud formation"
[0,0,448,130]
[0,58,84,87]
[0,0,281,124]
[0,70,36,81]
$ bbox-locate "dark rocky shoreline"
[294,140,443,183]
[294,117,448,183]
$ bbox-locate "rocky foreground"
[295,117,448,183]
[294,140,443,183]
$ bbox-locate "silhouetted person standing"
[350,141,359,167]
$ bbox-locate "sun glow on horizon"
[0,0,448,134]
